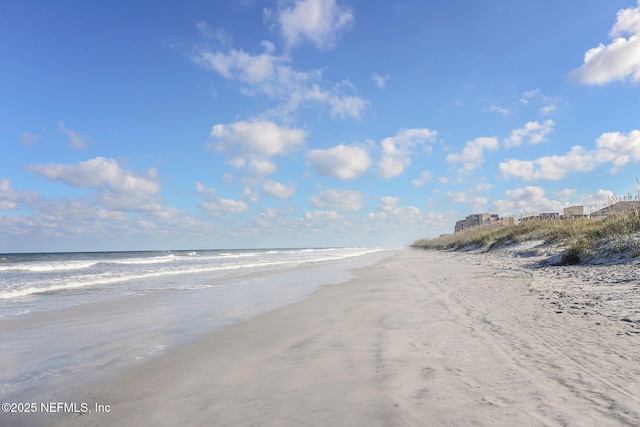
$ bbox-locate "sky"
[1,0,640,252]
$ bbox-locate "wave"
[0,260,271,300]
[0,247,387,300]
[0,260,100,272]
[0,254,196,272]
[178,251,198,257]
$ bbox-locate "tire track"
[443,265,640,424]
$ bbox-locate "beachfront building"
[539,212,561,221]
[590,201,640,217]
[522,206,584,222]
[563,205,585,218]
[454,213,513,233]
[454,200,639,234]
[520,215,539,223]
[517,201,637,225]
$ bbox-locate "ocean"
[0,247,399,402]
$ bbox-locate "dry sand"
[38,248,640,426]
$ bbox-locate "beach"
[6,247,640,426]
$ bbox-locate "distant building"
[468,213,499,227]
[521,207,584,223]
[453,213,512,233]
[462,201,640,232]
[591,201,640,217]
[539,212,560,221]
[563,206,584,218]
[500,217,515,226]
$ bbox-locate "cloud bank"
[500,130,640,180]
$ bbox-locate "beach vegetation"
[412,210,640,260]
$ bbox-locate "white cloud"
[595,129,640,172]
[491,186,565,215]
[251,206,300,231]
[446,137,499,173]
[0,190,218,250]
[28,157,162,211]
[200,198,249,216]
[57,121,86,150]
[238,196,449,246]
[20,132,40,146]
[499,147,597,181]
[310,188,363,211]
[486,104,510,116]
[445,182,491,212]
[555,188,576,201]
[447,191,488,213]
[518,89,560,115]
[276,77,368,119]
[262,180,296,198]
[33,198,127,222]
[378,128,438,178]
[196,21,214,37]
[227,158,247,170]
[372,73,389,89]
[570,1,640,84]
[579,189,617,209]
[214,27,234,48]
[191,43,368,119]
[243,187,260,203]
[195,181,251,217]
[540,102,557,115]
[195,182,217,195]
[249,159,278,176]
[411,170,432,187]
[446,191,467,204]
[0,179,38,210]
[225,158,278,177]
[373,196,422,222]
[303,210,341,221]
[0,201,15,210]
[378,196,400,213]
[504,120,555,148]
[500,129,640,180]
[519,89,540,105]
[193,42,282,85]
[306,144,371,179]
[267,0,354,50]
[207,120,306,177]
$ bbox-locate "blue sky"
[2,0,640,252]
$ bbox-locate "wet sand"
[13,248,640,426]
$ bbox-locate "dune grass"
[411,211,640,257]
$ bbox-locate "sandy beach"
[10,248,639,426]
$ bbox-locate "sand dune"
[41,248,640,426]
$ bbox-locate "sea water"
[0,247,399,401]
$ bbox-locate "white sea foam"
[0,260,99,272]
[0,247,386,300]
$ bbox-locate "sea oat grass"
[411,211,640,258]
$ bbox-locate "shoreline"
[0,249,398,409]
[7,248,640,426]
